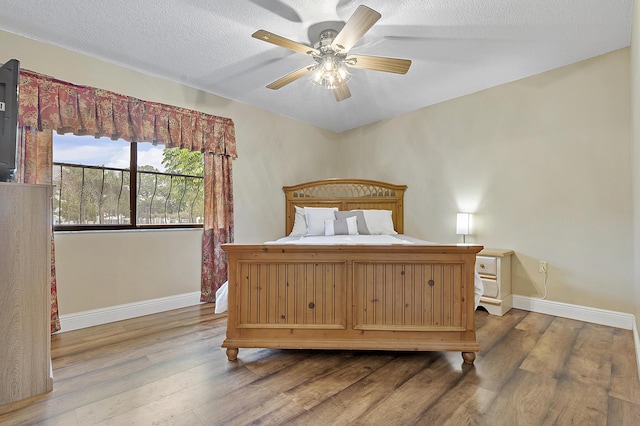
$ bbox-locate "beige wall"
[341,48,633,313]
[1,30,635,316]
[54,230,202,312]
[0,30,342,314]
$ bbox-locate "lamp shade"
[456,213,472,235]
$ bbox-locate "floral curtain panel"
[18,70,238,331]
[15,127,60,333]
[201,152,234,302]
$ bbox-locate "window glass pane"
[136,144,204,225]
[53,132,132,226]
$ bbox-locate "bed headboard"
[283,178,407,235]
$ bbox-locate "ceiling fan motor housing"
[315,29,339,51]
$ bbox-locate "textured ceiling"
[0,0,632,133]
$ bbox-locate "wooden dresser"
[0,183,53,406]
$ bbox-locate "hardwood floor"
[1,305,640,425]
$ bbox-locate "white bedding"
[215,235,484,314]
[265,234,416,245]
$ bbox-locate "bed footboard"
[222,243,482,364]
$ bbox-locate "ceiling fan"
[251,4,412,102]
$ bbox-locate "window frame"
[53,140,204,231]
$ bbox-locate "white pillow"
[357,209,397,235]
[289,206,307,236]
[304,207,339,236]
[324,216,359,236]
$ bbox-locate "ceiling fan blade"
[333,84,351,102]
[331,5,381,52]
[346,54,412,74]
[252,30,319,55]
[266,65,314,90]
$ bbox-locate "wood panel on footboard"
[221,243,482,364]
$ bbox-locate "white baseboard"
[60,293,634,333]
[58,292,203,333]
[513,295,640,381]
[512,295,634,330]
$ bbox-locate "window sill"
[54,227,204,235]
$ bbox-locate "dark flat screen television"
[0,58,19,182]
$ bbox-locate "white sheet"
[214,280,228,314]
[215,235,484,313]
[265,234,415,245]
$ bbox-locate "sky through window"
[53,132,166,171]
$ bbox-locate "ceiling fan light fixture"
[253,5,410,101]
[309,54,351,89]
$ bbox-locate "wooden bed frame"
[222,179,483,364]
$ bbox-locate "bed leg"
[462,352,476,365]
[226,347,238,361]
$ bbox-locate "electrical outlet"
[538,261,547,273]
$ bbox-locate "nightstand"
[476,249,514,316]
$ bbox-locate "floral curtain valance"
[18,69,237,158]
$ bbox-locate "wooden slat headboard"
[283,178,407,235]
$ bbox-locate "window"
[52,132,204,230]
